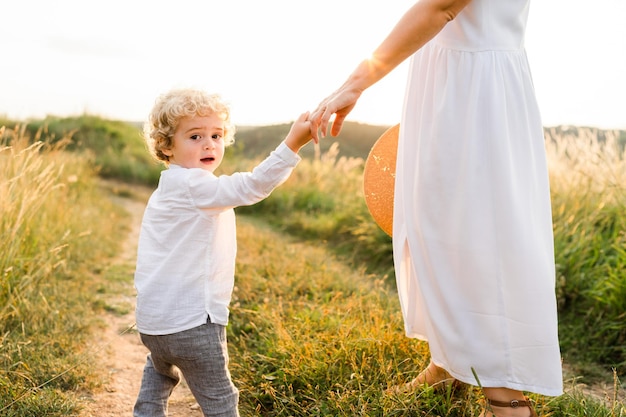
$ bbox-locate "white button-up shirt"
[134,142,300,335]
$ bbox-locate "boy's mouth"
[201,157,215,163]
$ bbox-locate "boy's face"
[164,113,225,172]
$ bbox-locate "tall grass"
[227,128,625,415]
[235,142,395,277]
[1,117,623,415]
[231,217,478,416]
[236,128,626,375]
[230,216,625,416]
[546,128,626,370]
[2,115,163,186]
[0,126,126,416]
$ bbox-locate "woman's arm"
[310,0,471,140]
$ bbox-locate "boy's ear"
[162,148,173,157]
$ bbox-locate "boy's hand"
[285,112,313,153]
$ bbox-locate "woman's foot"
[388,361,457,394]
[479,388,538,417]
[479,402,537,417]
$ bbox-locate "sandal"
[388,362,460,394]
[485,397,538,417]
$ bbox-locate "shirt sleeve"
[187,141,301,209]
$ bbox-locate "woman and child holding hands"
[132,0,562,416]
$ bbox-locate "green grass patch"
[234,127,626,377]
[546,128,626,371]
[1,114,163,186]
[229,217,625,416]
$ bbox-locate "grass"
[546,128,626,371]
[235,128,626,374]
[0,126,129,415]
[234,142,395,277]
[230,216,458,415]
[0,117,624,415]
[0,114,163,186]
[229,216,625,416]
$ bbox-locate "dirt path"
[79,184,202,417]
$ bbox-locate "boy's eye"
[190,134,201,140]
[211,134,223,140]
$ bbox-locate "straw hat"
[362,123,399,236]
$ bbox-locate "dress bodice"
[435,0,530,51]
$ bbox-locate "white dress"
[393,0,563,396]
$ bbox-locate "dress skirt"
[392,35,563,396]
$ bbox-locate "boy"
[133,88,312,416]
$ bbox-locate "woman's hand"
[309,86,362,143]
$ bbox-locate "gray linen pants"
[133,320,239,417]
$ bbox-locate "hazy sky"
[2,1,625,129]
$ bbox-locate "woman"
[309,1,563,416]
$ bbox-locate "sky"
[1,1,625,129]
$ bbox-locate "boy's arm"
[284,112,313,153]
[186,112,312,210]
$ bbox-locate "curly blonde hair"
[144,89,236,163]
